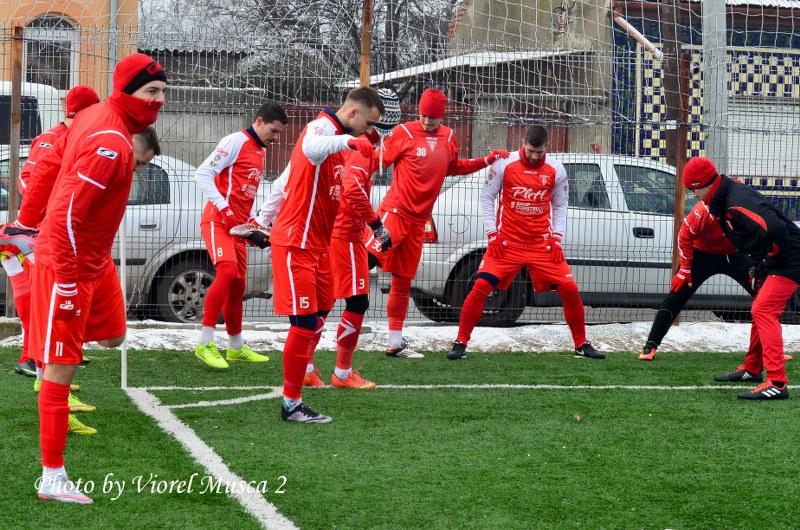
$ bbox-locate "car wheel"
[449,254,526,326]
[154,256,215,323]
[411,292,458,322]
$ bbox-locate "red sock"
[222,277,245,336]
[456,278,493,345]
[306,315,327,366]
[283,326,315,400]
[387,276,412,332]
[336,311,364,370]
[39,379,70,468]
[557,281,587,347]
[201,262,237,328]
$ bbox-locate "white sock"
[42,465,66,477]
[200,327,215,345]
[306,363,315,374]
[36,367,42,380]
[228,334,243,350]
[283,397,301,410]
[389,330,403,349]
[334,367,352,379]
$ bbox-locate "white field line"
[142,383,752,394]
[124,388,297,530]
[168,388,283,410]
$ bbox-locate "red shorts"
[271,245,333,315]
[201,219,247,278]
[480,243,575,292]
[330,237,370,299]
[29,260,127,365]
[365,208,425,279]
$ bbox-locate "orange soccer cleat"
[331,370,377,390]
[303,368,326,388]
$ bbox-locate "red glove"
[486,230,507,259]
[219,206,242,233]
[348,137,375,158]
[670,268,692,292]
[53,282,81,321]
[546,235,564,263]
[484,149,510,165]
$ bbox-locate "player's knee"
[472,277,496,298]
[345,295,369,314]
[391,275,412,294]
[556,280,580,297]
[97,335,125,348]
[213,261,239,285]
[476,272,499,288]
[289,314,317,330]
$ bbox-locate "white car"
[402,153,800,325]
[0,148,272,323]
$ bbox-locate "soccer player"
[447,125,604,361]
[367,87,509,358]
[639,199,755,361]
[10,85,99,378]
[270,87,384,423]
[194,103,288,369]
[328,88,401,389]
[683,157,800,400]
[30,52,166,504]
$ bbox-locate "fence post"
[360,0,374,87]
[702,0,728,174]
[5,26,23,318]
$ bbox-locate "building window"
[24,15,78,90]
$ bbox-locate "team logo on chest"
[540,174,550,186]
[426,137,438,153]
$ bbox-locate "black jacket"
[707,176,800,283]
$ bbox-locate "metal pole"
[702,0,728,174]
[360,0,374,87]
[5,26,23,318]
[108,0,128,388]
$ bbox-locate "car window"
[0,96,42,144]
[563,163,610,210]
[129,162,170,205]
[615,164,696,215]
[0,156,27,210]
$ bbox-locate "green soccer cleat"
[33,379,80,393]
[68,414,97,436]
[195,342,229,370]
[226,344,269,363]
[68,393,96,413]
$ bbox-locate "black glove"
[748,256,772,293]
[368,219,392,252]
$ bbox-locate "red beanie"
[682,157,719,189]
[113,53,167,95]
[418,88,447,119]
[65,86,99,118]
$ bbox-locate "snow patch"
[3,320,799,353]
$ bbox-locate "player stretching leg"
[448,125,604,361]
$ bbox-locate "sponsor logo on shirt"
[96,147,118,160]
[510,202,546,216]
[215,147,229,157]
[247,168,261,181]
[511,186,547,202]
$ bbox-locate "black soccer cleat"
[447,341,467,361]
[15,358,36,377]
[713,366,764,383]
[281,402,332,424]
[737,381,789,400]
[575,342,605,360]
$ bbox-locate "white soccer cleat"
[386,339,425,359]
[37,473,93,504]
